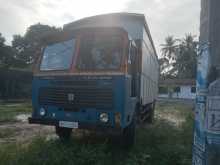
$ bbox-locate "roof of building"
[159,79,196,86]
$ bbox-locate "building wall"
[158,93,169,98]
[158,85,196,99]
[177,86,196,99]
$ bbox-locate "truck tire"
[121,117,136,148]
[136,104,141,125]
[147,102,155,124]
[55,126,72,141]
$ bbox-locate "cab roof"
[64,13,157,55]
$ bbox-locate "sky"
[0,0,200,56]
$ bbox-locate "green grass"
[0,101,194,165]
[0,128,16,138]
[0,102,32,122]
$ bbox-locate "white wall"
[158,85,196,100]
[178,85,196,99]
[158,94,169,98]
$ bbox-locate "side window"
[131,46,136,63]
[128,43,136,74]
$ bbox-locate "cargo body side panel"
[140,29,159,105]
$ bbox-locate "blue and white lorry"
[29,13,159,146]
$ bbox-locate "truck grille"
[38,86,113,109]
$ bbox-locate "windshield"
[40,39,76,71]
[76,35,123,70]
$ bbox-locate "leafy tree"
[0,45,15,69]
[12,23,61,67]
[174,34,198,79]
[0,33,5,46]
[160,36,178,78]
[161,36,177,60]
[0,33,17,69]
[159,57,169,77]
[160,34,198,79]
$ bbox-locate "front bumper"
[28,117,122,133]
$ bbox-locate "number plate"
[59,121,78,129]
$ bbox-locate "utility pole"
[193,0,220,164]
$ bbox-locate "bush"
[0,69,32,99]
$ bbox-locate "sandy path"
[0,115,55,143]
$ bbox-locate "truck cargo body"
[29,13,159,145]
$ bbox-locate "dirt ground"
[0,100,194,144]
[0,115,55,143]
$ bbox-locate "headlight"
[39,107,46,116]
[100,113,109,123]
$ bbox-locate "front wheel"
[55,126,72,141]
[121,117,136,148]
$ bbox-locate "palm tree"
[160,34,198,79]
[161,36,177,60]
[160,36,178,78]
[175,34,198,78]
[159,57,169,77]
